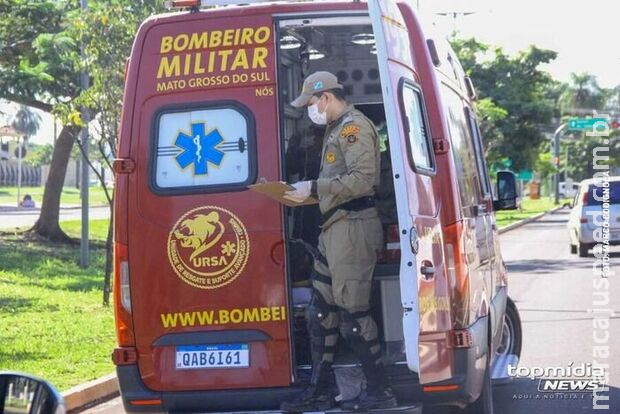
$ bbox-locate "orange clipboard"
[249,181,319,207]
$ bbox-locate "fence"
[0,161,42,186]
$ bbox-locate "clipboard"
[249,181,319,207]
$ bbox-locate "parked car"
[568,176,620,257]
[112,1,522,413]
[559,181,579,199]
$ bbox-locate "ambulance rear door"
[368,0,453,384]
[125,11,292,392]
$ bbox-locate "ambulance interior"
[277,17,411,376]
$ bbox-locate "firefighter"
[281,71,397,412]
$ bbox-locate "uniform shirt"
[315,105,380,214]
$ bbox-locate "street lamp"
[553,123,567,205]
[80,0,89,268]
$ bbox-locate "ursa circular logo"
[167,206,250,289]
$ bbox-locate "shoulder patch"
[340,124,360,138]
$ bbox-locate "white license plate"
[176,344,249,369]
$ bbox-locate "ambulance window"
[152,104,255,193]
[466,108,491,197]
[400,82,434,173]
[442,85,484,212]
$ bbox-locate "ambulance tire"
[503,297,522,360]
[578,242,589,257]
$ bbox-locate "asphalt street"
[81,209,618,414]
[0,205,110,229]
[488,209,618,414]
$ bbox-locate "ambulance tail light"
[582,191,589,206]
[114,242,135,346]
[443,222,470,329]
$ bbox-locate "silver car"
[567,176,620,257]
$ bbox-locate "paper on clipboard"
[249,181,319,207]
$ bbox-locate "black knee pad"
[306,291,336,335]
[339,310,364,344]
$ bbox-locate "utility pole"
[16,136,22,207]
[80,0,89,268]
[434,11,475,38]
[553,123,566,205]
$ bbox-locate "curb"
[62,373,119,413]
[498,205,564,234]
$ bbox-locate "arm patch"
[340,124,360,138]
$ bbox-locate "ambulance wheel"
[497,297,522,360]
[578,242,589,257]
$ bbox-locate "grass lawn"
[0,234,115,391]
[495,197,561,228]
[61,219,110,242]
[0,186,110,207]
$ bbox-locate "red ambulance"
[112,1,522,412]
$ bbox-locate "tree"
[24,143,54,167]
[59,0,164,303]
[10,105,41,139]
[558,73,606,115]
[562,135,619,181]
[0,0,80,241]
[0,0,162,245]
[452,38,559,171]
[556,74,618,181]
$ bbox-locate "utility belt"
[320,196,375,226]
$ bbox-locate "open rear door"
[368,0,452,384]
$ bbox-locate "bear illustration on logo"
[167,206,250,289]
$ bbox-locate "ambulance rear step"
[206,406,422,414]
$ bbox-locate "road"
[0,205,110,229]
[489,209,619,413]
[82,209,618,414]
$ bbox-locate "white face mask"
[307,100,328,125]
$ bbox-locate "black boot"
[340,361,397,411]
[339,385,397,411]
[280,361,337,413]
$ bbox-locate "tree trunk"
[31,125,79,242]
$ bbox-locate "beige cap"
[291,71,344,108]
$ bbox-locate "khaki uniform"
[308,106,383,370]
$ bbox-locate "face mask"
[307,98,328,125]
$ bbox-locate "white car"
[568,176,620,257]
[559,181,579,199]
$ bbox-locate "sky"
[421,0,620,88]
[2,0,619,146]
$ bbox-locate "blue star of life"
[175,123,225,175]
